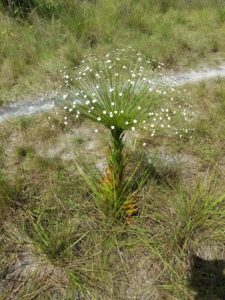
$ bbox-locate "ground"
[1,79,225,299]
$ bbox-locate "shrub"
[51,48,193,221]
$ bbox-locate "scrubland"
[1,1,225,300]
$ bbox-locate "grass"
[1,1,225,298]
[0,76,225,298]
[1,0,225,105]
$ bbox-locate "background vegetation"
[1,0,225,104]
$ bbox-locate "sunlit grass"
[1,2,225,298]
[1,1,225,104]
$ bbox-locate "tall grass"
[1,0,225,104]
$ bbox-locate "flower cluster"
[50,47,194,141]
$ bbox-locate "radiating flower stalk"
[50,47,194,221]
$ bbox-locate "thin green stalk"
[108,128,125,195]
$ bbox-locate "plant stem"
[109,128,125,193]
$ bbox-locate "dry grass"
[0,78,225,299]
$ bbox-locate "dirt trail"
[1,64,225,123]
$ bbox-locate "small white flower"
[111,102,115,106]
[94,129,98,133]
[120,110,124,114]
[64,121,68,125]
[119,93,123,97]
[63,94,68,100]
[85,100,90,105]
[133,120,137,124]
[97,117,101,121]
[125,121,129,125]
[111,126,115,130]
[143,143,147,147]
[131,127,135,131]
[103,110,107,114]
[151,124,155,128]
[109,88,114,93]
